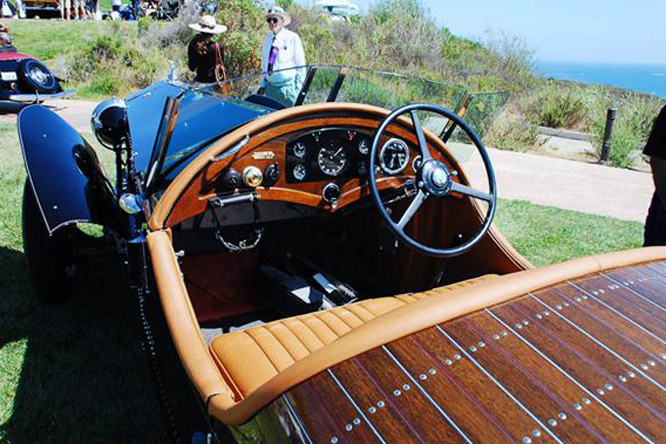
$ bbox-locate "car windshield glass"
[156,65,507,178]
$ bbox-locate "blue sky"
[302,0,666,64]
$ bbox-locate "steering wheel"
[368,103,497,258]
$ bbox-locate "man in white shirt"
[260,6,306,107]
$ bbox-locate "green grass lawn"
[0,121,644,443]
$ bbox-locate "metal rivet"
[331,437,339,444]
[583,398,591,404]
[641,364,649,370]
[419,374,427,380]
[523,320,529,325]
[429,368,436,375]
[597,389,605,395]
[532,430,541,437]
[574,403,582,410]
[660,354,666,360]
[558,413,567,420]
[593,291,599,296]
[536,314,543,319]
[445,359,452,365]
[619,375,627,382]
[470,346,477,352]
[628,371,636,378]
[353,418,360,425]
[478,342,485,348]
[599,289,605,294]
[345,424,352,431]
[556,304,563,310]
[454,354,461,360]
[544,311,550,315]
[516,324,523,329]
[502,331,508,336]
[582,295,588,299]
[403,384,410,391]
[493,334,500,340]
[563,302,570,307]
[648,360,656,366]
[605,384,613,391]
[574,297,582,302]
[368,407,376,414]
[377,401,385,408]
[522,437,532,444]
[393,390,401,396]
[548,419,557,427]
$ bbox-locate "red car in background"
[0,50,73,104]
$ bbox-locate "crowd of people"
[187,5,306,107]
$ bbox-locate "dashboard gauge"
[317,143,348,176]
[293,142,307,159]
[293,164,307,181]
[412,155,423,172]
[380,138,410,175]
[358,138,370,155]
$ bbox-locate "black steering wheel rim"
[368,103,497,258]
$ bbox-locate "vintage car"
[19,65,666,443]
[0,50,73,105]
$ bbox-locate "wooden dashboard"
[148,103,470,231]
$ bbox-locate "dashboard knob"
[263,163,280,188]
[223,168,241,189]
[322,183,341,203]
[242,166,263,188]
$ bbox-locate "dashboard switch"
[322,183,341,203]
[263,163,280,188]
[223,168,241,189]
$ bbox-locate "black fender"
[18,105,120,234]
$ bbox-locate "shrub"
[520,83,588,129]
[486,115,539,152]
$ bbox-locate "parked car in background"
[0,50,73,104]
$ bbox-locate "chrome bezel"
[379,138,410,175]
[293,142,307,159]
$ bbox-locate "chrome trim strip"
[435,326,566,444]
[530,294,666,394]
[602,273,666,317]
[567,280,666,347]
[327,369,388,444]
[486,308,656,444]
[381,345,475,444]
[281,394,315,444]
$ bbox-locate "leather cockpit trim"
[146,230,666,425]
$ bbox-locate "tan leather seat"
[209,274,497,400]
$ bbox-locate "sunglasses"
[266,17,279,24]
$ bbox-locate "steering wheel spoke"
[450,182,492,202]
[397,189,428,230]
[410,111,432,162]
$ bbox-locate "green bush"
[486,117,539,152]
[522,84,588,129]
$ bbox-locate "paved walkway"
[2,99,654,223]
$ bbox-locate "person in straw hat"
[259,5,306,106]
[188,15,228,84]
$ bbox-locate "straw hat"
[266,5,291,26]
[188,15,227,34]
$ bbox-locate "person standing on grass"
[259,5,306,107]
[643,105,666,246]
[187,15,228,83]
[59,0,70,19]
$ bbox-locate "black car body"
[0,50,73,104]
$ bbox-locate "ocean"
[536,61,666,98]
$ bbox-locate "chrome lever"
[212,135,250,162]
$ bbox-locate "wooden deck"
[240,260,666,444]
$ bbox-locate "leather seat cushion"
[209,274,498,400]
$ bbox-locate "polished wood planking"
[250,261,666,443]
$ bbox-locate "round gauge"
[412,155,423,172]
[380,138,410,175]
[358,138,370,155]
[317,143,348,177]
[293,164,307,181]
[293,142,307,159]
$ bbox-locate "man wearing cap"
[188,15,228,84]
[260,6,306,107]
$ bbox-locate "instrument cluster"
[285,128,413,184]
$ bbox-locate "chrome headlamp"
[91,98,129,150]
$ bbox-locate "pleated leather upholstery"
[209,274,497,400]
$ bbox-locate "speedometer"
[317,143,348,177]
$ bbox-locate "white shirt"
[260,28,306,86]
